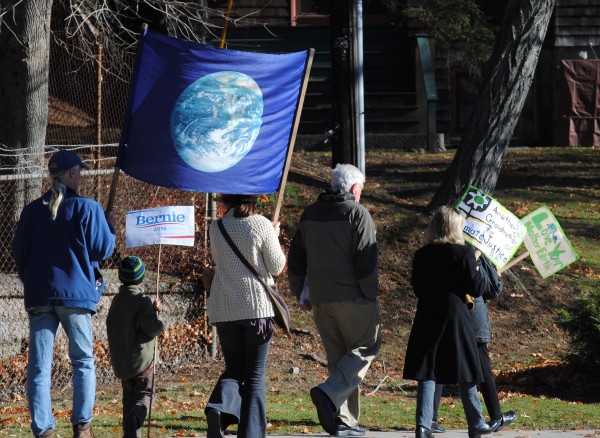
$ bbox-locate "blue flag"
[117,30,310,194]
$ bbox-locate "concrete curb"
[262,431,600,438]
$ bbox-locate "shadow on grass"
[493,361,600,403]
[403,363,600,404]
[432,361,600,404]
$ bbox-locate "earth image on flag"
[170,71,264,173]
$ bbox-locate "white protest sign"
[521,206,579,279]
[126,206,195,248]
[456,186,526,268]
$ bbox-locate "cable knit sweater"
[207,210,286,324]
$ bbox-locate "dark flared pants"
[207,319,272,438]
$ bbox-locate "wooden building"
[44,1,600,149]
[205,0,600,148]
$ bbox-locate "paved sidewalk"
[264,431,600,438]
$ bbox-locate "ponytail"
[44,170,70,220]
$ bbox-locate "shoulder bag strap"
[218,219,291,336]
[217,219,270,290]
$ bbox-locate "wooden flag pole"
[204,6,234,359]
[500,251,530,273]
[272,48,315,224]
[107,23,148,211]
[219,0,234,49]
[106,166,120,212]
[146,243,162,438]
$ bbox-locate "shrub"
[557,289,600,368]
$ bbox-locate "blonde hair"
[44,169,71,220]
[425,206,466,245]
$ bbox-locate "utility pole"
[330,0,365,173]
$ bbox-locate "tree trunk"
[428,0,555,211]
[0,0,52,222]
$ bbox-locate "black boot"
[489,411,517,432]
[205,408,225,438]
[467,422,495,438]
[415,426,434,438]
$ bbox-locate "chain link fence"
[0,23,216,401]
[0,147,216,402]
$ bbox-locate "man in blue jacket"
[288,164,381,437]
[12,150,116,438]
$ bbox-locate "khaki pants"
[313,298,382,427]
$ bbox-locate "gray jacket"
[288,190,379,305]
[471,255,503,343]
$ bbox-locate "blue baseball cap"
[48,150,89,174]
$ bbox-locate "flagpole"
[272,48,315,224]
[147,243,162,438]
[208,7,233,361]
[203,4,234,360]
[106,167,120,212]
[107,23,149,211]
[219,0,234,49]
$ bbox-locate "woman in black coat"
[403,206,495,438]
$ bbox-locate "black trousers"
[477,342,502,421]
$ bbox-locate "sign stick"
[272,48,315,224]
[146,244,162,438]
[500,251,530,273]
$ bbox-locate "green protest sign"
[521,206,579,279]
[457,186,526,269]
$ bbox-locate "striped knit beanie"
[118,256,145,285]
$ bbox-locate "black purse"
[217,220,291,336]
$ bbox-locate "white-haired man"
[288,163,381,437]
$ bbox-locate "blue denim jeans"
[27,306,95,436]
[206,319,272,438]
[417,380,485,429]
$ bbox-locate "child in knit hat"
[106,256,164,438]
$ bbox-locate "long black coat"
[403,243,487,384]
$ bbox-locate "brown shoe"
[36,430,54,438]
[73,422,94,438]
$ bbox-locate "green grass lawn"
[2,382,600,436]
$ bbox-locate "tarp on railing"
[557,59,600,147]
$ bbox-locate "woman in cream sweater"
[205,194,286,438]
